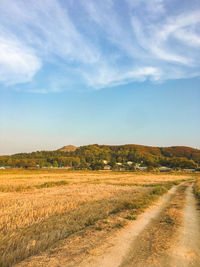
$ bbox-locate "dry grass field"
[0,169,192,191]
[194,177,200,199]
[0,169,195,267]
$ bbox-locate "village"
[0,159,198,173]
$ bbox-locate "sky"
[0,0,200,155]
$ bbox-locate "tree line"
[0,144,199,170]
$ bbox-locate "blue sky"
[0,0,200,154]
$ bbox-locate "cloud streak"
[0,0,199,92]
[0,27,41,85]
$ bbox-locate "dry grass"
[194,178,200,199]
[0,169,191,191]
[0,170,192,267]
[0,185,148,266]
[0,184,143,233]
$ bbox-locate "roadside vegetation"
[0,170,186,267]
[194,178,200,199]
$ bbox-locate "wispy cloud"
[0,27,41,85]
[83,63,161,89]
[0,0,199,92]
[126,0,165,18]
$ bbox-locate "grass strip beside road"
[194,178,200,199]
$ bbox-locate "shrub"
[151,186,168,195]
[194,179,200,199]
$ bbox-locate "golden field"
[0,169,196,267]
[0,169,193,191]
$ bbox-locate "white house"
[158,166,171,172]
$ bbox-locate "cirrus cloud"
[0,0,199,92]
[0,29,41,85]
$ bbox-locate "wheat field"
[0,169,194,267]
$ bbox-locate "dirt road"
[168,184,200,267]
[75,182,200,267]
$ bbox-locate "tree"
[53,160,58,167]
[90,160,104,170]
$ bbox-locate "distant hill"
[113,144,200,159]
[85,144,199,158]
[0,144,199,169]
[57,145,77,152]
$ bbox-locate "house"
[158,166,171,172]
[104,165,111,170]
[103,160,108,165]
[116,162,122,166]
[127,161,133,166]
[0,166,11,169]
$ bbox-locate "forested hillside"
[0,144,199,170]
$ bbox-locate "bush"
[151,186,168,195]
